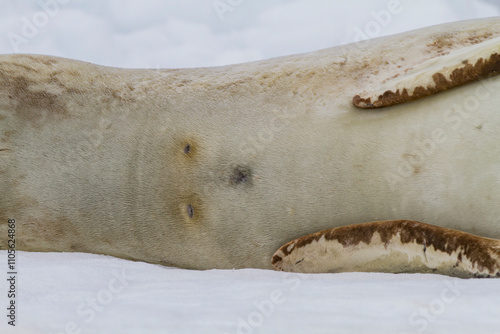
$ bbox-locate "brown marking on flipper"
[272,220,500,278]
[353,36,500,108]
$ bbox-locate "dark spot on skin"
[170,194,203,225]
[230,165,252,186]
[233,169,248,183]
[187,204,194,219]
[178,138,198,159]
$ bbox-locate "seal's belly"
[1,25,500,270]
[3,72,500,270]
[157,75,500,269]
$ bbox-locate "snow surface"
[1,252,500,334]
[1,1,500,333]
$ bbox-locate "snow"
[1,252,499,334]
[1,1,500,333]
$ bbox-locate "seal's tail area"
[272,220,500,278]
[353,35,500,108]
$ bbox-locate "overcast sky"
[1,0,499,69]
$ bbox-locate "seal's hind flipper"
[353,36,500,108]
[272,220,500,278]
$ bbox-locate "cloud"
[0,0,498,68]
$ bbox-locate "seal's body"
[1,18,500,277]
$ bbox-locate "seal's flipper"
[272,220,500,278]
[353,36,500,108]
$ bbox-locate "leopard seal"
[1,17,500,278]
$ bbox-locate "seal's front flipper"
[272,220,500,278]
[353,36,500,108]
